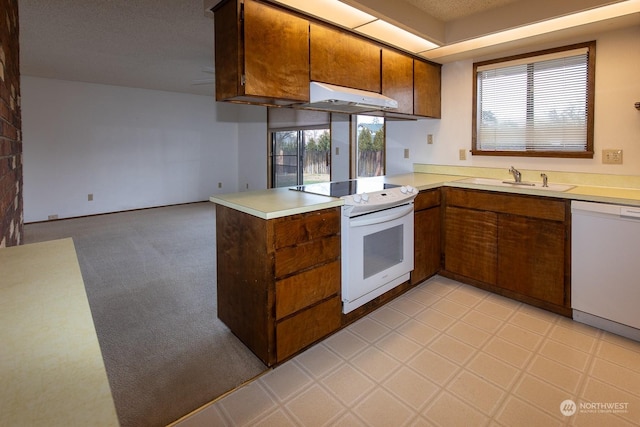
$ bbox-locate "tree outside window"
[356,115,385,177]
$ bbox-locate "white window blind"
[475,46,591,153]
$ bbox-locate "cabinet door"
[414,60,441,118]
[214,0,242,101]
[310,23,381,92]
[382,49,413,115]
[243,0,309,101]
[444,206,497,284]
[412,206,441,284]
[498,215,566,306]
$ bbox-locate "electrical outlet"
[335,147,340,155]
[48,214,58,220]
[459,149,467,161]
[602,149,623,164]
[404,148,410,159]
[88,193,93,201]
[427,134,433,144]
[218,182,222,188]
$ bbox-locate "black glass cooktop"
[291,179,401,198]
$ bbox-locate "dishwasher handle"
[621,207,640,219]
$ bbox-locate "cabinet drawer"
[276,296,342,361]
[414,189,441,211]
[273,208,340,249]
[275,235,340,278]
[446,188,566,221]
[276,260,340,319]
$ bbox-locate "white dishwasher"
[572,200,640,341]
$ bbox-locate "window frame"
[471,41,596,158]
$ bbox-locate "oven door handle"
[349,204,413,227]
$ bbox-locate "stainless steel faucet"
[541,173,548,187]
[509,166,522,183]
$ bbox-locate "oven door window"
[363,225,404,279]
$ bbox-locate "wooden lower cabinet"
[444,206,497,285]
[442,187,571,316]
[216,205,342,366]
[498,214,567,307]
[411,189,442,284]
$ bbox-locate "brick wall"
[0,0,22,247]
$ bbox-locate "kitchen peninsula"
[211,167,640,365]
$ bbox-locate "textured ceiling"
[403,0,519,22]
[19,0,216,96]
[17,0,639,97]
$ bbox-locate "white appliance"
[571,200,640,341]
[299,82,399,114]
[341,189,416,313]
[292,179,417,313]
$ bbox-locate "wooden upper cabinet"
[382,49,414,115]
[310,23,381,92]
[214,0,309,104]
[414,59,441,118]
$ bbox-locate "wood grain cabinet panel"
[273,208,340,249]
[498,215,566,306]
[214,0,309,104]
[444,205,498,285]
[276,297,342,361]
[414,60,441,118]
[442,187,571,316]
[216,204,341,366]
[382,49,414,115]
[310,23,381,92]
[411,189,441,284]
[276,260,340,319]
[275,235,340,278]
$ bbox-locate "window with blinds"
[472,42,595,158]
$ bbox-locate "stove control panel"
[342,185,417,215]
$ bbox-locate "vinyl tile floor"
[175,276,640,427]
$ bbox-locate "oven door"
[342,203,414,313]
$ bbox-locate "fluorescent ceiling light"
[356,19,439,52]
[271,0,440,53]
[272,0,376,28]
[423,0,640,60]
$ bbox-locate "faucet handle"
[540,173,548,187]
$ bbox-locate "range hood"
[298,82,398,114]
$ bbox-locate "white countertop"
[210,186,343,219]
[209,172,640,219]
[0,238,119,427]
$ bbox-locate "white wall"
[396,25,640,175]
[236,104,268,191]
[22,77,240,222]
[330,113,351,181]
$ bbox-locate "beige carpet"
[24,202,267,427]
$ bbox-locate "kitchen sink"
[457,177,575,192]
